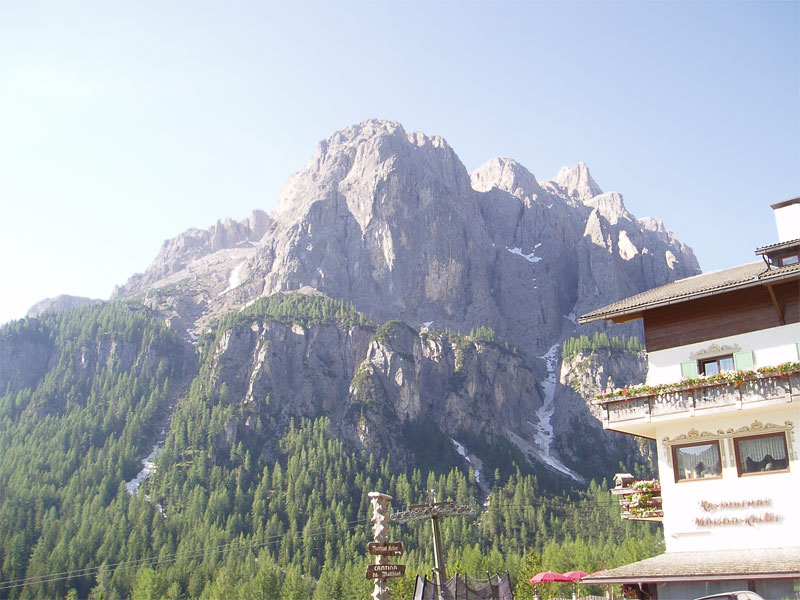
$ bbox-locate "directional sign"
[366,564,406,579]
[368,541,404,556]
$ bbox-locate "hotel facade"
[579,199,800,600]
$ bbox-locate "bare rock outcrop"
[199,311,541,472]
[103,120,702,477]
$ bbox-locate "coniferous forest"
[0,301,662,599]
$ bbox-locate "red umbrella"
[562,570,589,581]
[530,571,572,583]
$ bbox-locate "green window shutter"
[681,361,699,377]
[733,350,755,370]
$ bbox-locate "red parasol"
[562,570,589,581]
[530,571,572,583]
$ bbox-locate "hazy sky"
[1,1,798,325]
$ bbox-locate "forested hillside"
[0,301,661,599]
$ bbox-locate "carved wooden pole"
[369,492,393,600]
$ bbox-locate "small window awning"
[581,547,800,585]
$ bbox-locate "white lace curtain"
[675,443,720,479]
[737,434,786,472]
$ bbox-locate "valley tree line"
[561,332,642,359]
[0,300,661,599]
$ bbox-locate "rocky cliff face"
[560,347,647,412]
[195,308,541,477]
[116,121,699,354]
[0,320,55,393]
[556,347,655,471]
[43,120,700,480]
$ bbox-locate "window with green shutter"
[681,361,699,377]
[733,350,755,370]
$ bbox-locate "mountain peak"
[551,162,603,201]
[274,119,464,221]
[470,157,542,198]
[27,295,104,318]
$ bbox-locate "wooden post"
[369,492,393,600]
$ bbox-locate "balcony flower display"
[625,479,662,519]
[596,361,800,401]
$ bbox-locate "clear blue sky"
[1,1,798,325]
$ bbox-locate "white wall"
[657,404,799,553]
[774,201,800,243]
[647,322,800,385]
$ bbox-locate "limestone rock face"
[26,295,104,318]
[575,192,698,322]
[258,120,491,332]
[0,321,55,393]
[117,121,699,354]
[560,348,648,413]
[115,209,272,299]
[201,314,541,471]
[104,120,701,478]
[546,162,603,202]
[554,347,654,472]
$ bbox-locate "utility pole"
[390,493,476,598]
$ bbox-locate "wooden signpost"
[368,492,406,600]
[368,541,404,557]
[365,563,406,579]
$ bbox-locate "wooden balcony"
[595,370,800,429]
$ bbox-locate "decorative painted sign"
[366,564,406,579]
[695,497,781,527]
[368,541,404,556]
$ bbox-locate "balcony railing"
[594,365,800,426]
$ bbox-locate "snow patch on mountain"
[665,250,678,269]
[529,344,583,481]
[507,244,543,263]
[219,261,247,296]
[452,438,482,484]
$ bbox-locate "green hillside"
[0,301,662,599]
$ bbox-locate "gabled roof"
[581,547,800,584]
[579,260,800,325]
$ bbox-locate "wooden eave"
[580,266,799,327]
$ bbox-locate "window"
[778,253,799,266]
[699,355,734,376]
[735,432,789,476]
[673,441,722,482]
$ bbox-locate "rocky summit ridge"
[114,120,698,349]
[56,119,699,479]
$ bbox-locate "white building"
[578,199,800,600]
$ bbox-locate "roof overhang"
[581,548,800,585]
[579,262,800,326]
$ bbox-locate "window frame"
[733,432,790,477]
[698,354,734,376]
[671,440,723,483]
